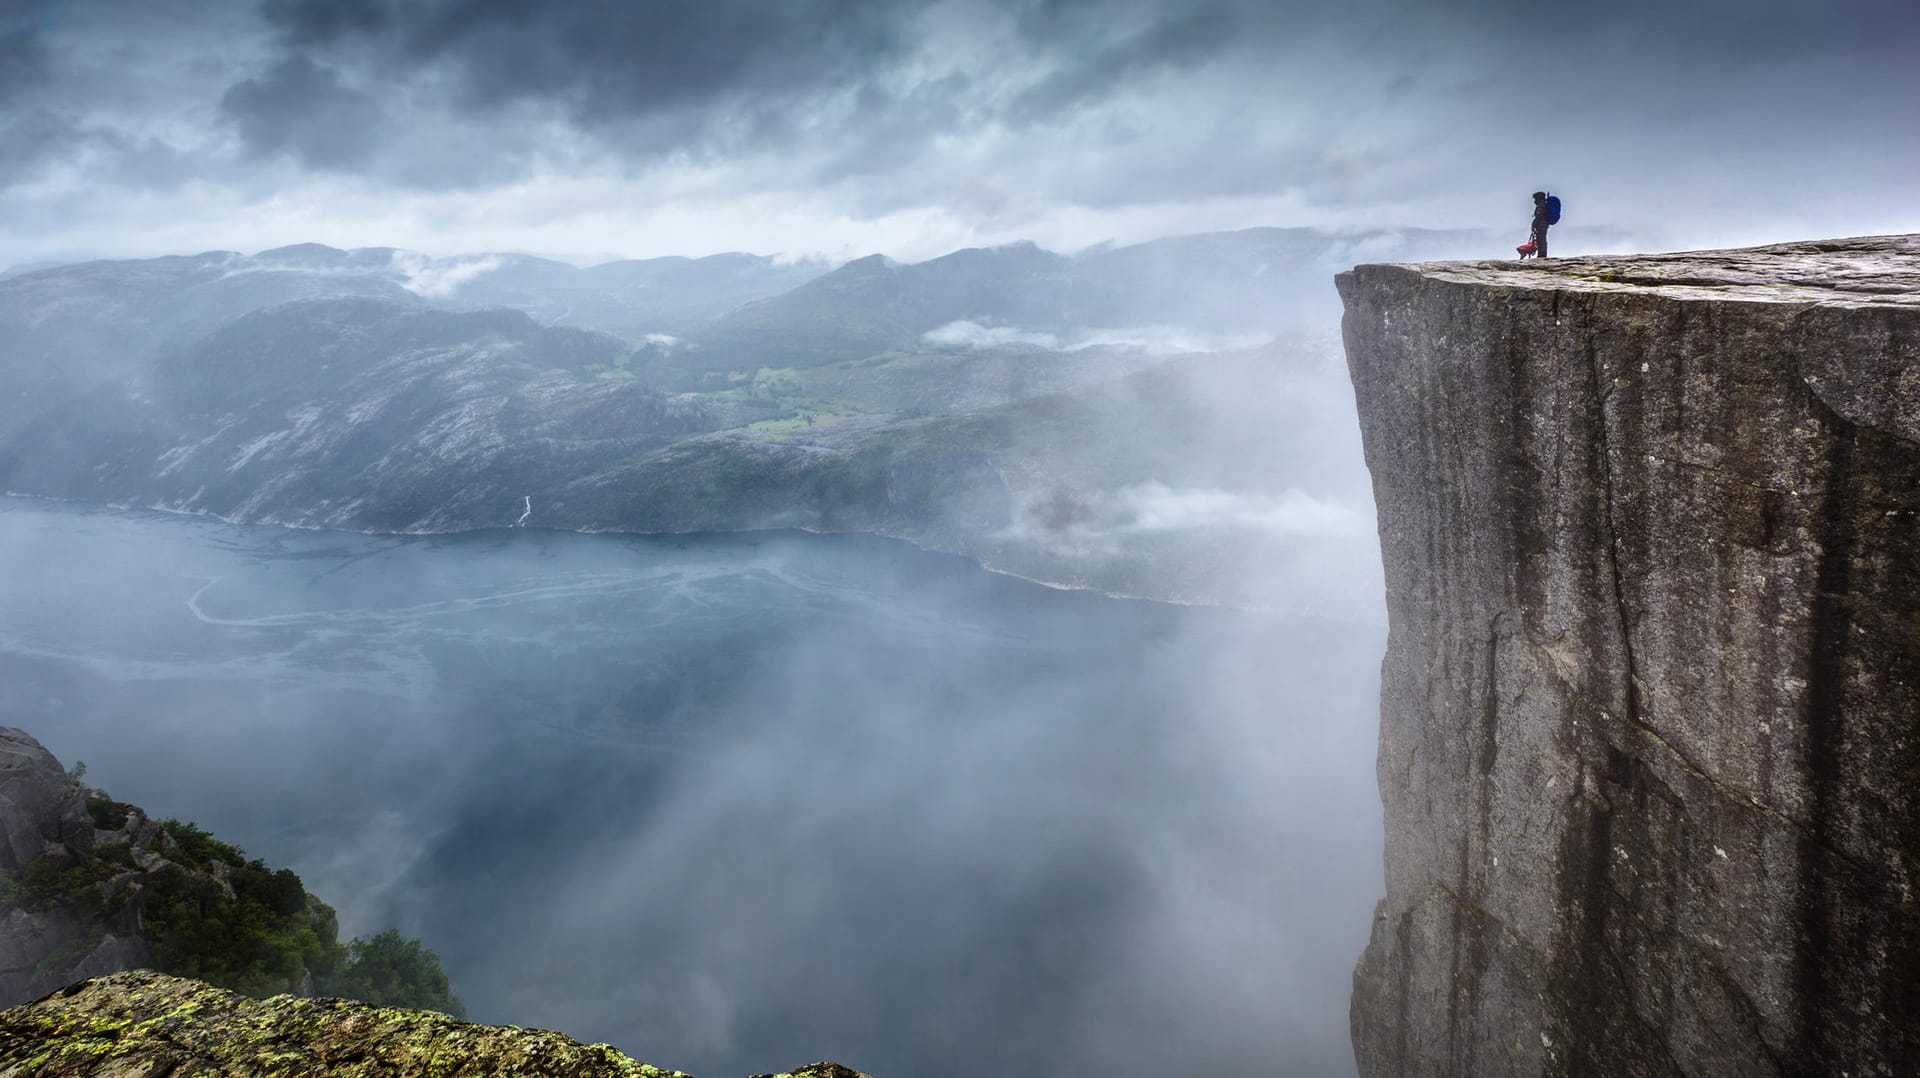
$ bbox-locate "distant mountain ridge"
[0,224,1434,608]
[6,296,712,532]
[3,226,1489,370]
[0,243,825,366]
[686,227,1490,370]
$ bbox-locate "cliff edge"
[1339,237,1919,1076]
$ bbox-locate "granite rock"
[0,729,86,873]
[1339,237,1920,1076]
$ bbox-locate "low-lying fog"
[9,498,1381,1077]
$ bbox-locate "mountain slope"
[3,298,711,531]
[0,245,823,431]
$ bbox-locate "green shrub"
[84,794,132,831]
[0,854,118,913]
[140,826,461,1013]
[143,863,333,998]
[157,819,246,869]
[143,824,339,998]
[319,929,466,1019]
[8,815,461,1014]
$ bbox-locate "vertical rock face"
[0,728,147,1005]
[0,729,88,873]
[1339,238,1920,1076]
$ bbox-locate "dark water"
[2,496,1383,1077]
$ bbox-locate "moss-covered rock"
[0,971,873,1078]
[0,970,682,1077]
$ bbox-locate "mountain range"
[0,226,1485,610]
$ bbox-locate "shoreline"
[1,490,1384,628]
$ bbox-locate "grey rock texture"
[1339,237,1920,1076]
[0,731,86,873]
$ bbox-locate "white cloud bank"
[1113,482,1364,536]
[923,320,1272,356]
[388,252,503,298]
[1009,482,1367,553]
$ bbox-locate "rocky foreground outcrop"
[0,729,162,1005]
[0,727,375,1008]
[1339,237,1919,1075]
[0,970,869,1078]
[0,734,875,1077]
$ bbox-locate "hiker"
[1519,191,1556,259]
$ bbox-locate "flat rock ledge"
[0,971,868,1078]
[1405,234,1920,306]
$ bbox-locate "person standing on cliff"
[1524,191,1552,258]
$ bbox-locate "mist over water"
[6,496,1381,1077]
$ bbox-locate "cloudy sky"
[3,0,1916,266]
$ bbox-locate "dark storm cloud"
[221,54,387,168]
[1005,1,1243,123]
[220,0,1920,202]
[0,3,66,183]
[248,0,929,160]
[0,110,70,185]
[261,0,389,45]
[0,10,51,106]
[806,75,970,185]
[246,0,1256,155]
[1541,0,1915,57]
[4,0,1919,262]
[995,0,1920,111]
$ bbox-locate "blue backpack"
[1545,194,1562,226]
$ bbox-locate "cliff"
[0,970,870,1078]
[1339,237,1920,1075]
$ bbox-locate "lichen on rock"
[0,970,689,1077]
[0,970,876,1078]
